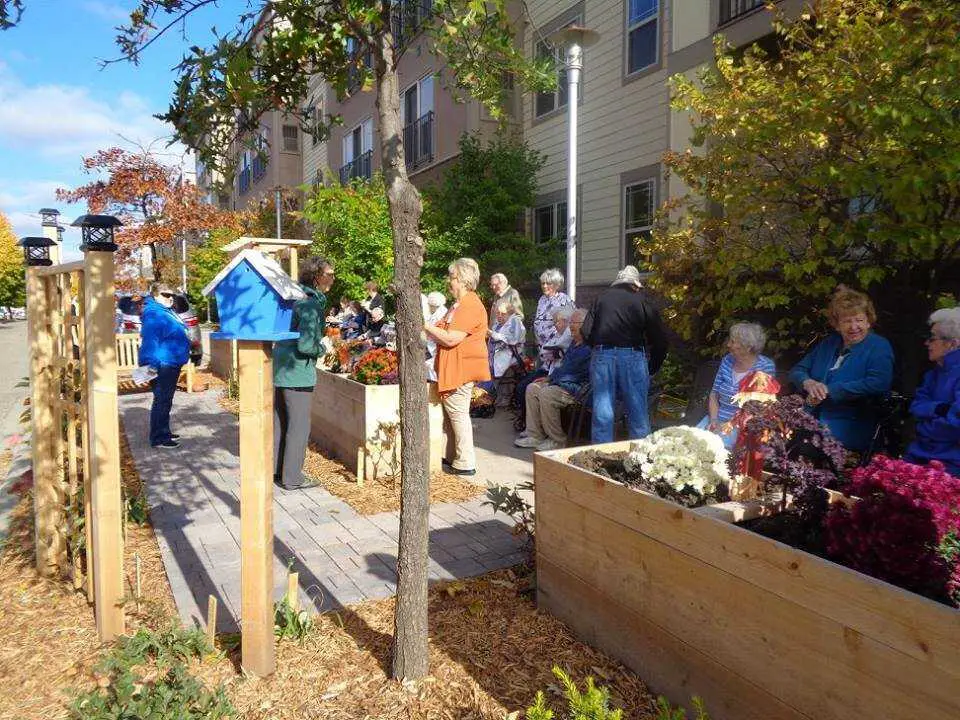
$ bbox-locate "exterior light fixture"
[19,236,56,266]
[72,214,122,252]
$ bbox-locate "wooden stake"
[287,571,299,612]
[356,446,365,486]
[27,269,60,576]
[83,250,125,641]
[76,272,95,604]
[289,248,299,281]
[206,595,218,647]
[237,340,275,677]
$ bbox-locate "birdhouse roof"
[201,249,305,301]
[220,236,312,254]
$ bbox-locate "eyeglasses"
[160,292,174,299]
[927,334,949,343]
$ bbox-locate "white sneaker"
[517,430,529,438]
[514,435,543,448]
[536,438,563,451]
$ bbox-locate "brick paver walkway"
[120,389,527,631]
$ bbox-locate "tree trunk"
[374,32,430,680]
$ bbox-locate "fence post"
[27,267,61,576]
[82,244,125,641]
[237,339,275,677]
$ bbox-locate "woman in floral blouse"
[533,268,573,373]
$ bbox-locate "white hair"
[426,291,446,308]
[494,299,514,314]
[490,272,508,285]
[449,258,480,291]
[539,268,565,290]
[552,305,575,321]
[571,308,588,324]
[929,307,960,340]
[728,322,768,354]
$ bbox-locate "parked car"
[116,292,203,365]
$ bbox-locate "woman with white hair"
[534,268,573,373]
[488,299,526,378]
[905,307,960,476]
[698,322,776,449]
[424,258,490,475]
[424,291,448,381]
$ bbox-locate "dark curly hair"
[299,256,332,287]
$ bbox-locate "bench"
[116,333,194,393]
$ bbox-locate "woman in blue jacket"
[905,307,960,477]
[789,287,894,452]
[139,284,190,448]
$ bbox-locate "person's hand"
[533,377,549,385]
[707,418,720,432]
[802,379,829,405]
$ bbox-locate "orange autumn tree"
[57,147,243,282]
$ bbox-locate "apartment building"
[302,73,331,190]
[522,0,802,302]
[324,1,521,191]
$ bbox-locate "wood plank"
[33,260,86,276]
[83,250,125,640]
[537,556,805,720]
[237,340,275,677]
[536,490,960,719]
[28,270,61,576]
[535,453,960,677]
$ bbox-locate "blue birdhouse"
[202,250,305,341]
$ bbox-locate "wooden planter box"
[310,370,446,482]
[535,441,960,720]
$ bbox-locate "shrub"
[350,347,399,385]
[824,456,960,606]
[525,667,623,720]
[623,426,730,503]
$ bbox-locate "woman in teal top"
[273,256,335,490]
[789,287,894,452]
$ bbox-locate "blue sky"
[0,0,240,258]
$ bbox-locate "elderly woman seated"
[488,299,526,379]
[541,305,575,374]
[424,291,448,382]
[515,309,591,451]
[534,268,574,373]
[904,307,960,477]
[697,322,776,449]
[789,286,894,452]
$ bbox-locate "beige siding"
[523,0,674,286]
[302,75,330,185]
[672,0,710,51]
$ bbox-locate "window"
[623,178,656,268]
[238,151,252,195]
[626,0,659,75]
[393,0,433,47]
[719,0,764,25]
[340,118,374,183]
[534,34,572,118]
[252,130,267,181]
[534,201,567,245]
[282,125,299,153]
[308,103,322,147]
[346,38,373,93]
[403,75,435,169]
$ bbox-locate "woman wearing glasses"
[788,286,894,452]
[273,256,336,490]
[139,283,191,449]
[905,307,960,477]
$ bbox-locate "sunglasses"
[160,292,174,298]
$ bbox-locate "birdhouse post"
[202,250,304,677]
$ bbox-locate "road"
[0,320,29,441]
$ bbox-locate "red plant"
[824,456,960,606]
[351,348,399,385]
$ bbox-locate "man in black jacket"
[585,265,667,442]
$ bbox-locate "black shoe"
[170,433,181,440]
[442,460,476,476]
[152,440,180,449]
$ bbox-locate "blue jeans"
[150,364,181,445]
[590,347,650,443]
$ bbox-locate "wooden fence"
[27,250,124,641]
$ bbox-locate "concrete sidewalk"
[120,389,532,631]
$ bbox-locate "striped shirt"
[712,353,777,422]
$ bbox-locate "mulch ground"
[0,422,659,719]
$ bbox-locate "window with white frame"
[403,75,435,168]
[534,201,568,245]
[340,118,374,182]
[626,0,659,76]
[623,178,656,268]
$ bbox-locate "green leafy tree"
[423,133,559,299]
[0,212,25,312]
[0,0,23,29]
[653,0,960,383]
[113,0,552,679]
[302,177,395,302]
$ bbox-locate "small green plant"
[484,480,535,544]
[126,493,149,525]
[655,696,710,720]
[68,624,233,720]
[525,667,623,720]
[273,597,313,641]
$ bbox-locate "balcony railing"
[237,167,251,195]
[719,0,765,25]
[403,111,434,171]
[339,149,373,185]
[252,154,267,182]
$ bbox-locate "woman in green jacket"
[273,256,335,490]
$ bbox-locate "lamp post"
[18,236,56,266]
[72,214,122,252]
[39,208,61,264]
[547,24,600,303]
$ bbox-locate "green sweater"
[273,285,327,388]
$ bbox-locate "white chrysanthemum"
[623,425,730,497]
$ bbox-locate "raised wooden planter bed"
[310,370,446,482]
[534,440,960,720]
